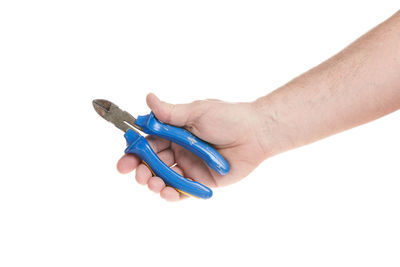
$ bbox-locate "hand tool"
[92,99,230,199]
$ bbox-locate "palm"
[162,101,265,187]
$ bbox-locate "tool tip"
[92,99,112,117]
[93,99,111,110]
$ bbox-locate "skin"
[117,11,400,201]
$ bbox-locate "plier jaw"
[92,99,142,133]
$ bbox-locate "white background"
[0,1,399,266]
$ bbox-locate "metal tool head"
[92,99,142,132]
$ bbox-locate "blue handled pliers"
[92,99,230,199]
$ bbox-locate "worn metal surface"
[92,99,143,132]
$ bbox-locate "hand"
[118,11,400,201]
[117,93,269,201]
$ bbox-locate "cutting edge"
[92,99,143,132]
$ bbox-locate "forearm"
[255,11,400,157]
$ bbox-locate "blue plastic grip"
[135,112,230,175]
[124,129,213,199]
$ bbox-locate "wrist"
[251,90,297,158]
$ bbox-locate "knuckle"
[165,103,176,123]
[191,100,203,105]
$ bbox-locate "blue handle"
[135,112,230,175]
[124,129,213,199]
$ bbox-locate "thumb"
[146,93,194,127]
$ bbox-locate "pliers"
[92,99,230,199]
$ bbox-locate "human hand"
[116,93,269,201]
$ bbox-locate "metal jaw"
[92,99,143,133]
